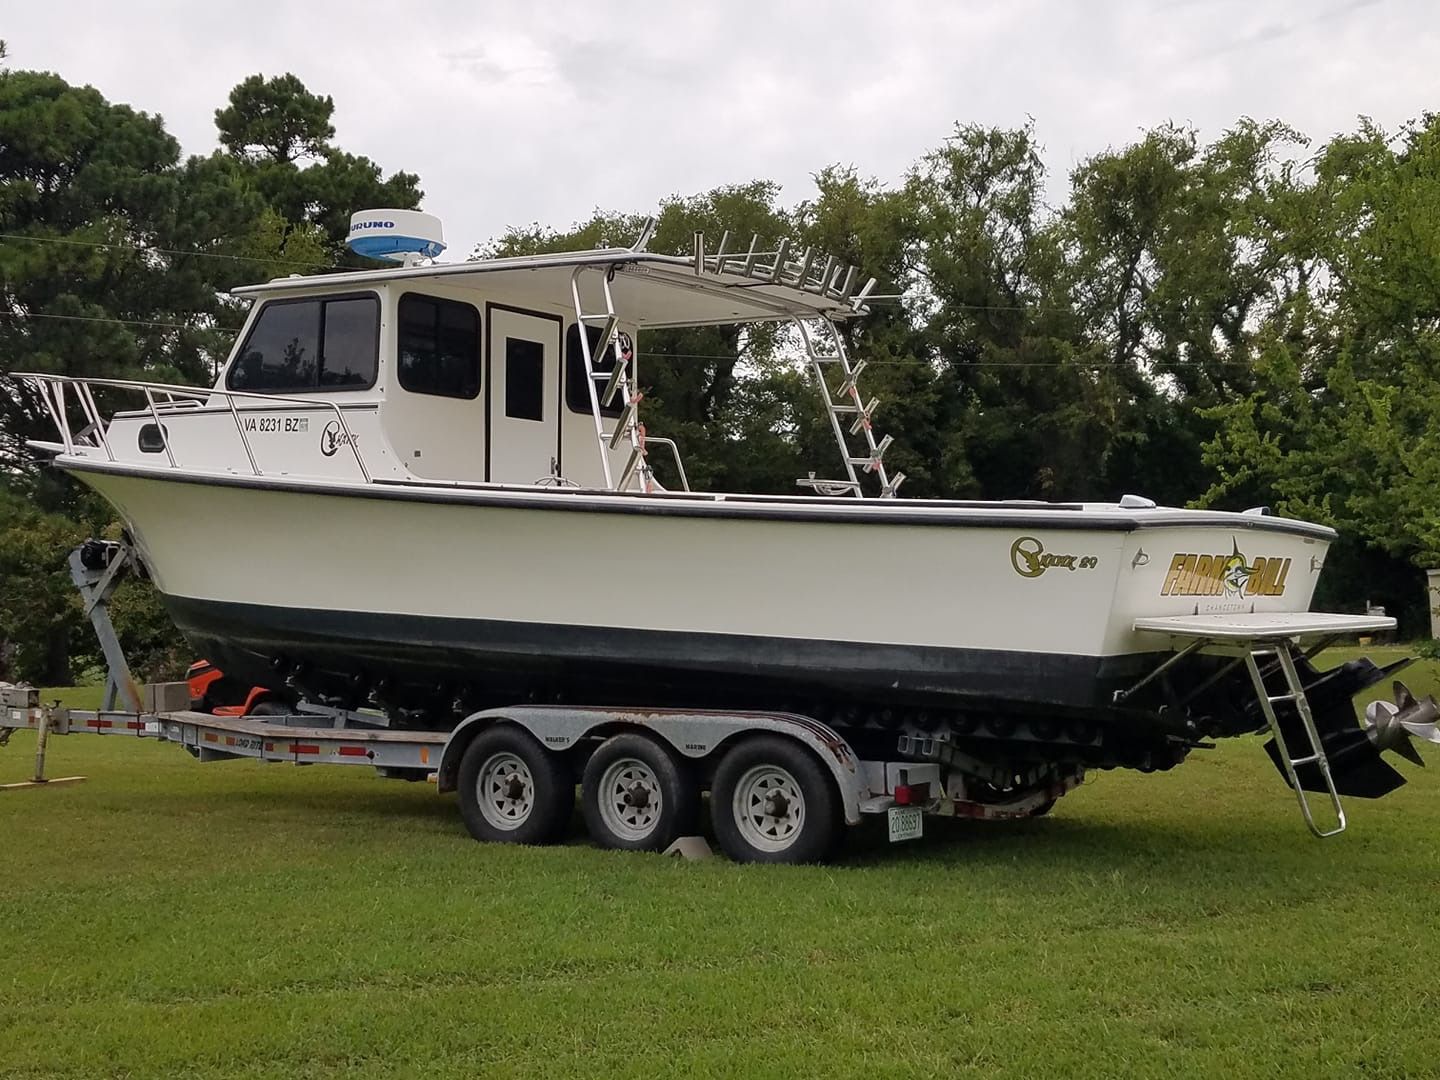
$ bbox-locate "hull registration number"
[887,806,923,843]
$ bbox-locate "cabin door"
[487,307,562,484]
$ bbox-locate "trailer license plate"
[888,806,923,843]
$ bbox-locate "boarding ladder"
[688,230,903,498]
[570,267,651,492]
[1244,644,1346,838]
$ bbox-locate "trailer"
[1,539,1415,863]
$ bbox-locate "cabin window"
[565,324,625,418]
[397,293,481,399]
[504,337,545,421]
[227,294,379,393]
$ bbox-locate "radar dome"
[346,209,446,263]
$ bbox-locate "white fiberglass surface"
[78,470,1331,659]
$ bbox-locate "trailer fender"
[437,706,866,825]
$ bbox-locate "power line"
[650,351,1258,368]
[0,231,340,272]
[0,310,228,332]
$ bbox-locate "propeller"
[1364,681,1440,768]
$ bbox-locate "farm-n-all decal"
[1161,540,1291,598]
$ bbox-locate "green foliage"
[215,73,335,165]
[1412,637,1440,661]
[216,72,422,258]
[1201,114,1440,581]
[0,489,87,682]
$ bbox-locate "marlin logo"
[1219,539,1255,595]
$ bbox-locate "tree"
[215,73,422,257]
[903,122,1119,500]
[1060,120,1314,506]
[215,73,334,166]
[1200,115,1440,628]
[0,488,87,683]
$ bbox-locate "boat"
[18,208,1439,826]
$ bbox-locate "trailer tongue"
[0,540,1422,863]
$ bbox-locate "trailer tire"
[711,736,840,864]
[457,725,574,846]
[581,733,697,852]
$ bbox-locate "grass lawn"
[2,650,1437,1078]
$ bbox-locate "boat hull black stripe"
[165,595,1166,712]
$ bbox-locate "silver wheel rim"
[597,757,663,841]
[477,752,535,832]
[732,764,805,852]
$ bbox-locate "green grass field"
[3,649,1438,1078]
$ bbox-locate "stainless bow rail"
[14,372,372,482]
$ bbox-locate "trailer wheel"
[711,736,840,864]
[457,726,573,846]
[581,733,697,852]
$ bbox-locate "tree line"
[2,53,1436,683]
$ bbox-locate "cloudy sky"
[7,1,1436,255]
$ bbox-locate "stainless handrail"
[643,436,690,492]
[15,372,372,483]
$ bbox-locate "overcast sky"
[7,1,1436,256]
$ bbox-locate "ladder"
[685,229,901,499]
[569,267,651,492]
[793,317,904,499]
[1244,644,1346,838]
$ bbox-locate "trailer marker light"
[338,745,369,758]
[292,744,321,755]
[894,784,913,806]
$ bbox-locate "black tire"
[710,736,841,864]
[456,725,574,846]
[581,733,698,852]
[1029,797,1058,818]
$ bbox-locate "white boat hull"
[73,463,1333,718]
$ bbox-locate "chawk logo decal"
[319,421,358,457]
[1010,536,1099,578]
[1161,539,1291,597]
